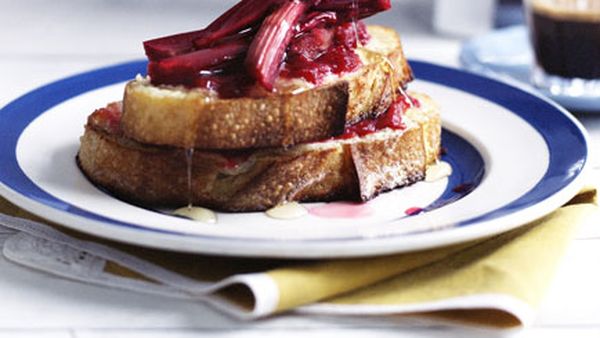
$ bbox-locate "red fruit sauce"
[148,20,371,97]
[338,93,420,139]
[143,0,395,95]
[219,151,253,170]
[193,69,255,99]
[404,207,423,216]
[89,102,122,135]
[281,21,370,85]
[452,183,474,194]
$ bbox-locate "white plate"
[0,60,589,258]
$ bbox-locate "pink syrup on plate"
[309,202,373,218]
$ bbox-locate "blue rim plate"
[0,60,589,258]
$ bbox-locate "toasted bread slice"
[121,26,413,150]
[78,92,440,212]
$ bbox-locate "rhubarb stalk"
[246,0,309,91]
[194,0,281,48]
[149,39,248,86]
[316,0,391,19]
[144,0,280,61]
[295,11,337,34]
[144,29,206,61]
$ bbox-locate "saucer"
[460,25,600,112]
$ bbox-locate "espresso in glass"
[525,0,600,96]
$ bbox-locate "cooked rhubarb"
[316,0,391,20]
[144,0,279,61]
[193,0,280,48]
[149,39,248,86]
[288,27,334,63]
[295,11,337,34]
[335,21,370,48]
[145,0,393,94]
[193,70,255,98]
[245,0,308,91]
[144,29,206,61]
[282,20,369,84]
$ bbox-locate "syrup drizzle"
[351,0,400,105]
[359,23,412,108]
[397,85,413,109]
[351,0,362,48]
[374,46,401,103]
[185,147,194,208]
[173,206,218,224]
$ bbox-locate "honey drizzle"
[358,47,405,105]
[351,0,363,48]
[174,206,217,224]
[384,56,399,102]
[185,147,194,208]
[381,52,414,109]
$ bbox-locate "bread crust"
[121,26,414,149]
[78,92,440,212]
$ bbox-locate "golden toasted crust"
[78,92,440,212]
[121,26,413,149]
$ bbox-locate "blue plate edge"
[0,59,589,249]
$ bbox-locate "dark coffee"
[530,4,600,79]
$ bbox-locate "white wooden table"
[1,1,599,337]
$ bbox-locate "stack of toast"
[78,1,442,212]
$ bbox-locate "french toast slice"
[78,92,440,212]
[121,26,414,150]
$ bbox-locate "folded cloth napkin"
[0,187,597,328]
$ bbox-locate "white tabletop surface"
[1,1,600,337]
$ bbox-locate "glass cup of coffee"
[524,0,600,98]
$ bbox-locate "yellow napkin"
[0,186,596,328]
